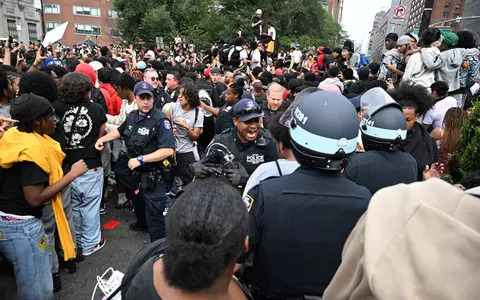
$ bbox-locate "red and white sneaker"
[82,238,106,256]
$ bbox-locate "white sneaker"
[82,238,106,256]
[115,193,129,207]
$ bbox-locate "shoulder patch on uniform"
[164,120,171,130]
[243,195,254,212]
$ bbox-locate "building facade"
[43,0,119,46]
[368,11,386,57]
[371,9,390,63]
[326,0,344,23]
[460,0,480,34]
[0,0,42,43]
[406,0,465,34]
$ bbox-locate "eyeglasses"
[237,106,263,116]
[150,77,159,81]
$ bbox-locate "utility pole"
[419,0,435,35]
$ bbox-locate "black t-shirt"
[0,162,49,217]
[252,16,262,37]
[214,104,234,134]
[53,101,107,169]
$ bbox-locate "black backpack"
[218,45,231,65]
[91,87,108,114]
[230,49,242,68]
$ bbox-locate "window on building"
[108,10,118,18]
[455,4,460,10]
[44,4,60,13]
[27,23,38,42]
[73,6,101,16]
[46,22,61,31]
[443,11,449,18]
[7,20,18,39]
[444,2,450,9]
[75,24,101,35]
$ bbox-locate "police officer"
[238,91,371,299]
[192,99,278,188]
[144,68,172,110]
[95,81,175,242]
[344,88,417,194]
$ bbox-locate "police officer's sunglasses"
[238,106,262,116]
[150,77,160,81]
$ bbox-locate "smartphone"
[8,36,13,48]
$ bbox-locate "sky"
[341,0,391,52]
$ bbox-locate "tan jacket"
[324,179,480,300]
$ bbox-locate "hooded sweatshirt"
[323,179,480,300]
[421,47,480,92]
[98,83,122,116]
[319,77,344,93]
[378,49,403,81]
[403,48,438,88]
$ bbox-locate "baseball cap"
[349,95,361,111]
[204,69,211,78]
[133,81,154,97]
[385,33,399,42]
[442,32,459,46]
[256,9,262,15]
[137,60,147,70]
[232,99,263,122]
[317,46,325,53]
[89,61,103,72]
[396,35,411,46]
[211,67,221,74]
[274,68,283,76]
[145,50,155,59]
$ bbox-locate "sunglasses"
[150,77,159,81]
[237,106,263,116]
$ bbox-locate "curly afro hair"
[456,30,477,49]
[179,81,200,107]
[58,72,92,104]
[388,82,434,116]
[98,67,114,84]
[111,72,136,91]
[19,71,58,103]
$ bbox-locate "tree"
[456,101,480,176]
[113,0,346,49]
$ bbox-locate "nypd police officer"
[192,99,278,187]
[344,88,417,194]
[95,81,175,242]
[238,91,371,299]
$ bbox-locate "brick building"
[43,0,119,46]
[327,0,344,23]
[405,0,465,33]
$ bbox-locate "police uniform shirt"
[240,167,371,297]
[344,150,418,195]
[153,88,172,110]
[214,104,235,134]
[117,108,175,169]
[213,128,278,175]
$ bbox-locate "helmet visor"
[360,87,398,121]
[279,87,320,127]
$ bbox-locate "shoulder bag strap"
[275,159,283,176]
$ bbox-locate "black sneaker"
[76,248,85,262]
[52,273,62,292]
[100,202,107,215]
[63,259,77,274]
[129,222,147,232]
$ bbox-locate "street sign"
[413,28,452,35]
[394,6,406,19]
[34,0,42,10]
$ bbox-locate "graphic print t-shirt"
[53,101,107,169]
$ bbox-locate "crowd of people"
[0,10,480,299]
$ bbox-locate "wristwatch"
[136,155,145,165]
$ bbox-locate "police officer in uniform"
[192,99,278,188]
[95,81,175,242]
[344,88,417,194]
[239,91,371,299]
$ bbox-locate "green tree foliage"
[457,101,480,176]
[113,0,346,49]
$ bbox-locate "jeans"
[41,184,76,273]
[71,167,104,251]
[174,151,197,186]
[0,217,53,300]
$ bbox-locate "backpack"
[357,53,370,68]
[218,45,231,65]
[230,48,242,68]
[198,88,213,119]
[91,87,109,114]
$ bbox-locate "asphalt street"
[56,198,150,300]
